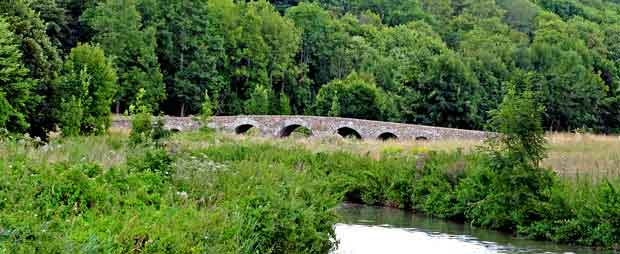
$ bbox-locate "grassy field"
[4,129,617,183]
[195,131,620,181]
[545,133,620,180]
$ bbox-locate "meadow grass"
[193,131,620,181]
[545,133,620,181]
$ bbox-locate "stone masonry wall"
[112,115,490,141]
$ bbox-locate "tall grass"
[545,133,620,181]
[218,132,620,182]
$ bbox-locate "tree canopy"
[2,0,620,137]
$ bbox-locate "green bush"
[127,148,173,177]
[129,88,153,145]
[56,44,118,136]
[129,111,153,145]
[58,96,84,137]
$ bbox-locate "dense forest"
[2,0,620,139]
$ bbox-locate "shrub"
[150,116,171,146]
[129,88,153,145]
[58,96,84,137]
[314,72,384,120]
[127,148,174,177]
[56,43,118,135]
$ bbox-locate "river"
[333,203,616,254]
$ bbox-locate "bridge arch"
[337,127,362,139]
[378,132,398,141]
[235,124,257,135]
[416,136,429,141]
[279,124,313,138]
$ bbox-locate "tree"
[29,0,71,54]
[2,0,620,135]
[278,93,292,115]
[57,95,83,136]
[488,86,546,165]
[314,72,383,120]
[1,0,62,138]
[147,0,213,117]
[0,17,34,132]
[55,0,99,53]
[286,2,349,87]
[523,12,607,130]
[0,0,61,84]
[327,95,340,117]
[464,86,555,232]
[56,44,118,135]
[200,90,215,124]
[128,88,153,145]
[371,22,481,128]
[496,0,539,33]
[458,24,526,123]
[410,53,481,129]
[84,0,165,113]
[245,85,271,115]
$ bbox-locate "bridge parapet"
[112,115,490,141]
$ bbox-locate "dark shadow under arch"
[416,136,429,141]
[337,127,362,140]
[235,124,256,135]
[378,132,398,141]
[280,124,313,138]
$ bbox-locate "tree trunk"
[180,103,185,117]
[116,102,120,114]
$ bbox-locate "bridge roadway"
[112,115,489,141]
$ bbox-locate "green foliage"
[488,87,547,165]
[128,88,153,145]
[84,0,165,112]
[200,90,215,123]
[286,2,347,87]
[455,87,554,232]
[58,96,84,137]
[0,17,33,133]
[278,93,292,115]
[5,124,620,250]
[327,95,340,117]
[0,0,62,138]
[0,133,342,253]
[56,43,117,135]
[0,93,10,129]
[3,0,620,135]
[245,84,272,114]
[143,0,213,116]
[315,72,384,120]
[127,89,170,146]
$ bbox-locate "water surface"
[333,203,616,254]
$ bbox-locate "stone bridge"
[112,115,489,141]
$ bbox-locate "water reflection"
[333,203,615,254]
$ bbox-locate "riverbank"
[1,130,620,252]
